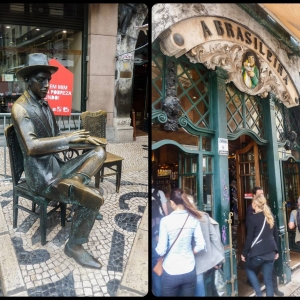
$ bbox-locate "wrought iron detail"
[161,60,182,131]
[280,106,297,150]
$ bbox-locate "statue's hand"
[85,136,107,146]
[65,129,90,143]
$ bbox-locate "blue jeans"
[152,237,162,296]
[195,272,205,296]
[161,267,197,297]
[246,256,275,296]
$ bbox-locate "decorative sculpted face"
[248,55,255,67]
[164,96,181,117]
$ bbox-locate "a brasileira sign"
[158,16,300,107]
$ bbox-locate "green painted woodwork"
[209,68,231,248]
[263,94,291,284]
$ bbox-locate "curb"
[0,196,28,296]
[116,202,148,296]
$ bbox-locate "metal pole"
[132,109,136,141]
[226,211,236,296]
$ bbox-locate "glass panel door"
[179,153,198,206]
[235,140,260,264]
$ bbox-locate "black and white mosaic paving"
[0,141,148,297]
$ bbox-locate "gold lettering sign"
[159,16,300,107]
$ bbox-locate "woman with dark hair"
[155,188,206,297]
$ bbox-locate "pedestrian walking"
[151,178,168,296]
[194,211,225,296]
[155,188,206,297]
[185,194,225,296]
[161,182,172,214]
[241,193,280,297]
[245,186,284,296]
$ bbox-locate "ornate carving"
[159,29,187,58]
[162,60,182,131]
[185,43,292,104]
[118,3,138,37]
[114,118,131,126]
[279,106,297,150]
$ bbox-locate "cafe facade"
[0,3,148,142]
[152,3,300,296]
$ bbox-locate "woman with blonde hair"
[155,188,206,296]
[241,193,279,297]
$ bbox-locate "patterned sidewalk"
[0,138,148,296]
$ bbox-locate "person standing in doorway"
[245,186,284,296]
[288,197,300,249]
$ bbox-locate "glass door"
[282,158,300,252]
[235,140,260,263]
[178,152,198,206]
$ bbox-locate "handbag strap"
[163,213,189,258]
[251,217,266,248]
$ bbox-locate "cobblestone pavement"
[0,138,148,296]
[290,287,300,296]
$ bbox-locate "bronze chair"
[5,124,66,246]
[81,110,124,193]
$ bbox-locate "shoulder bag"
[153,214,189,276]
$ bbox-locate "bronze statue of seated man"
[12,53,106,269]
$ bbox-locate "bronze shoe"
[57,178,104,207]
[64,242,102,269]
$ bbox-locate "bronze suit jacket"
[11,90,70,193]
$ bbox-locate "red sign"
[244,193,253,199]
[45,59,73,116]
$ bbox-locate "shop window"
[0,24,82,113]
[151,41,210,129]
[275,102,285,142]
[226,82,264,138]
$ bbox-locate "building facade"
[151,3,300,296]
[0,3,148,142]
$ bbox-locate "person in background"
[189,195,225,297]
[13,82,21,93]
[245,186,284,296]
[161,182,172,214]
[156,188,206,297]
[242,194,280,297]
[288,197,300,250]
[151,177,168,296]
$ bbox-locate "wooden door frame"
[235,140,260,262]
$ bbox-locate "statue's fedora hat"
[16,53,58,81]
